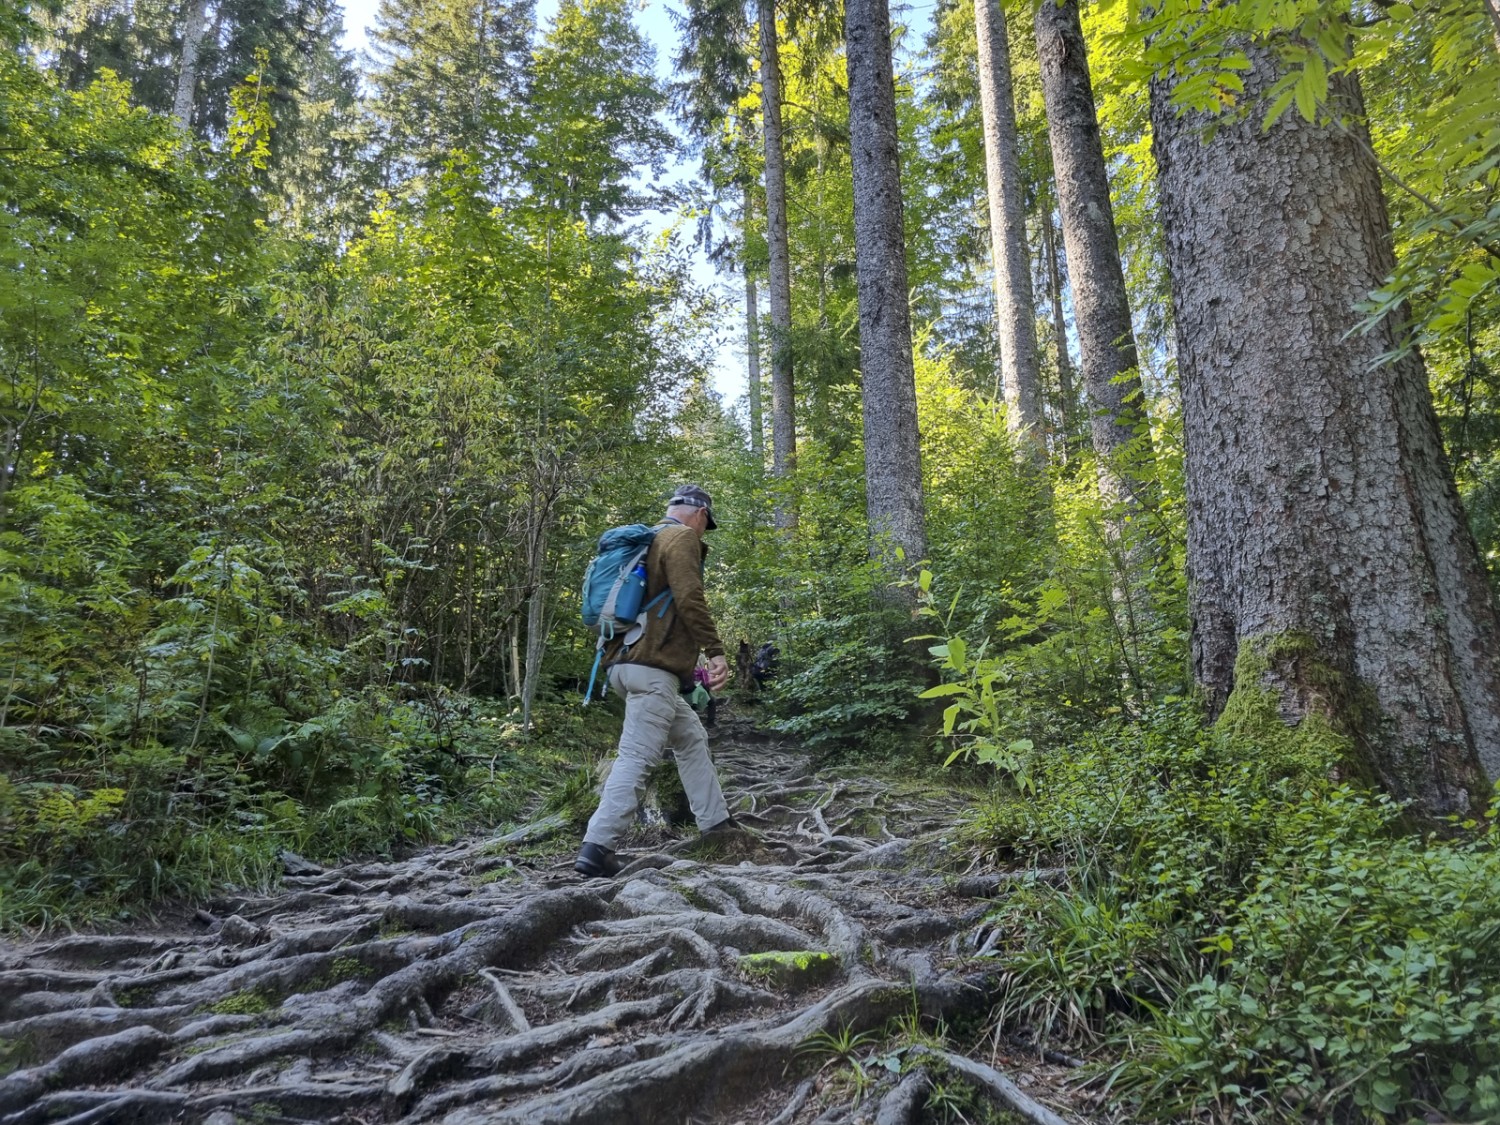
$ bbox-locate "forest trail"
[0,714,1093,1125]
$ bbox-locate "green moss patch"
[206,988,274,1016]
[0,1035,35,1077]
[737,950,838,990]
[1215,632,1363,786]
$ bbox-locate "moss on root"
[737,950,839,990]
[206,989,274,1016]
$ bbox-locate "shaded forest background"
[3,0,1500,1118]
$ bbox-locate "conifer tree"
[1035,0,1154,508]
[1151,43,1500,813]
[367,0,535,191]
[974,0,1044,459]
[846,0,928,570]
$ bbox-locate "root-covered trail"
[1,716,1091,1125]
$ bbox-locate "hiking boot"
[574,842,624,878]
[703,815,744,835]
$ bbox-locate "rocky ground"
[0,713,1101,1125]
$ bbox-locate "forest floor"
[0,709,1107,1125]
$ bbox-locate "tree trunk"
[758,0,796,526]
[845,0,928,571]
[1151,47,1500,814]
[1040,202,1077,453]
[520,578,547,730]
[744,185,765,464]
[520,466,557,729]
[1486,0,1500,55]
[509,621,522,699]
[172,0,210,130]
[1035,0,1153,507]
[974,0,1045,461]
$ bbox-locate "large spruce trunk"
[1035,0,1152,504]
[974,0,1045,459]
[845,0,928,569]
[1151,49,1500,813]
[758,0,796,521]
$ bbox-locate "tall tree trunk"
[758,0,796,527]
[509,621,522,699]
[1151,47,1500,814]
[520,461,558,729]
[1035,0,1153,507]
[845,0,928,571]
[172,0,210,130]
[1485,0,1500,55]
[974,0,1045,460]
[1040,202,1077,452]
[744,186,765,463]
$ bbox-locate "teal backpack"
[579,523,673,701]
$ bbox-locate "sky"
[337,0,754,407]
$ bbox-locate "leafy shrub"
[947,692,1500,1124]
[763,605,924,755]
[1111,791,1500,1123]
[0,693,612,930]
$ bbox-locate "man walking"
[575,485,735,878]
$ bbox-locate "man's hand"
[705,655,730,691]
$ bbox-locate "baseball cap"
[669,484,718,530]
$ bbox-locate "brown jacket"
[605,520,725,687]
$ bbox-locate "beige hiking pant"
[583,663,729,849]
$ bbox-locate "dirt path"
[0,714,1093,1125]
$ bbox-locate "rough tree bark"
[974,0,1046,461]
[1151,47,1500,813]
[172,0,211,130]
[1040,203,1077,451]
[845,0,928,571]
[1035,0,1154,507]
[758,0,796,527]
[744,188,764,463]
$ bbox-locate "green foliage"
[915,416,1188,762]
[947,684,1500,1124]
[762,601,922,754]
[0,14,712,928]
[1108,793,1500,1122]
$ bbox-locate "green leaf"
[948,636,967,672]
[1263,84,1297,130]
[942,704,961,736]
[1294,74,1316,122]
[918,683,969,699]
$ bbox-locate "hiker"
[751,641,778,691]
[575,485,737,878]
[736,638,754,691]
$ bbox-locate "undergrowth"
[0,697,615,931]
[954,701,1500,1124]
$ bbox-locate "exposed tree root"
[874,1065,932,1125]
[0,711,1100,1125]
[909,1045,1078,1125]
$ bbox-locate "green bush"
[763,604,923,755]
[952,698,1500,1124]
[0,695,611,930]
